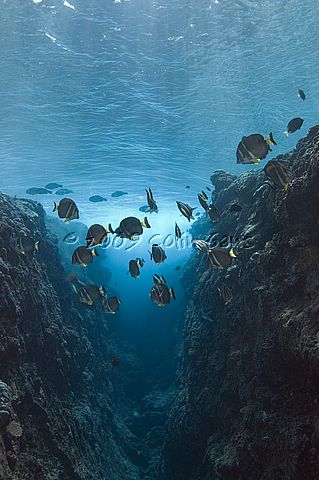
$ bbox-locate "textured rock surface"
[159,126,319,480]
[0,195,143,479]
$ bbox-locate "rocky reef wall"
[0,195,143,480]
[159,126,319,480]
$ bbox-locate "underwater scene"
[1,0,319,479]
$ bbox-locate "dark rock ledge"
[159,126,319,480]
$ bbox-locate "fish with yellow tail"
[110,216,150,240]
[193,240,236,269]
[86,224,112,247]
[102,296,121,314]
[129,258,145,278]
[236,132,276,165]
[53,197,79,222]
[71,246,99,267]
[264,160,292,191]
[150,274,176,307]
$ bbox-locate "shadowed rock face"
[159,126,319,480]
[0,195,143,480]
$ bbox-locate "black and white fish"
[176,201,196,222]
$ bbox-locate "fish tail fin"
[229,248,237,258]
[106,224,114,234]
[170,288,176,300]
[92,248,100,257]
[64,218,71,223]
[268,132,277,145]
[53,202,58,212]
[142,217,151,228]
[80,263,87,268]
[284,183,289,191]
[284,130,289,137]
[34,241,40,251]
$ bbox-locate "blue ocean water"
[1,0,319,225]
[0,0,318,337]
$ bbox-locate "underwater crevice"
[159,126,319,480]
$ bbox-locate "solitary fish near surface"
[298,89,305,100]
[89,195,107,203]
[26,187,51,195]
[236,133,276,164]
[284,117,304,136]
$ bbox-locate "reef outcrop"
[159,126,319,479]
[0,195,143,480]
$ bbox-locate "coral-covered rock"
[0,194,141,480]
[159,126,319,480]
